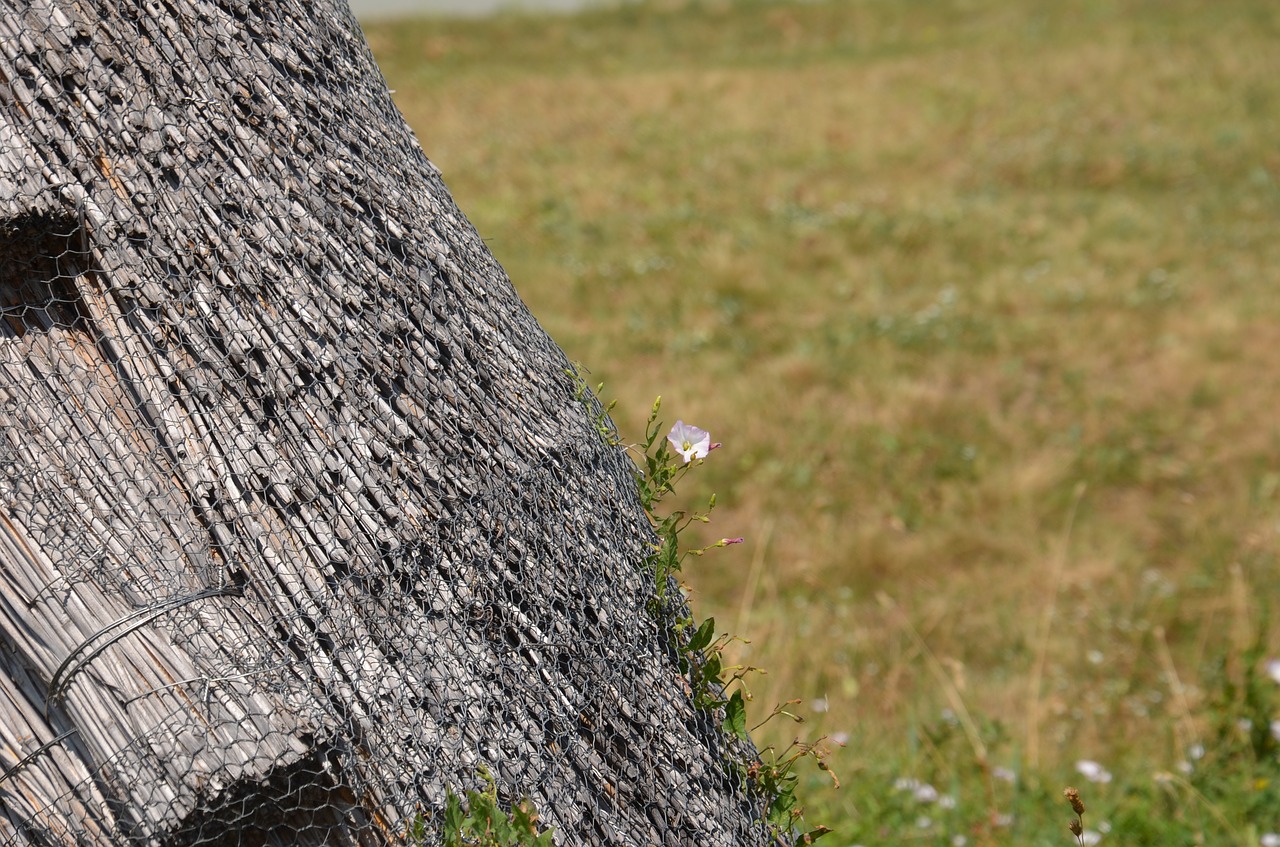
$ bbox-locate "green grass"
[366,1,1280,843]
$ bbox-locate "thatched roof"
[0,1,774,845]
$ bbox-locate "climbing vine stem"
[590,377,837,846]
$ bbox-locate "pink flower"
[667,420,712,463]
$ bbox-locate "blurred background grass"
[364,1,1280,843]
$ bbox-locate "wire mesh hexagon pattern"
[0,2,777,845]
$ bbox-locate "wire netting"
[0,1,777,845]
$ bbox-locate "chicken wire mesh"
[0,1,780,845]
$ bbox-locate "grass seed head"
[1064,786,1085,816]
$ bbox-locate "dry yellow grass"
[368,0,1280,838]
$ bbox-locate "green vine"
[569,365,621,448]
[584,377,836,845]
[413,765,553,847]
[418,372,836,847]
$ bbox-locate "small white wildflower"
[1265,659,1280,685]
[1271,719,1280,742]
[992,766,1016,783]
[1187,743,1204,760]
[1098,821,1112,834]
[913,783,939,803]
[993,813,1014,827]
[1081,829,1102,846]
[1087,649,1104,665]
[1239,718,1254,732]
[1075,759,1113,783]
[1177,760,1193,775]
[916,815,933,829]
[666,421,712,463]
[938,794,957,809]
[952,836,968,847]
[812,697,829,713]
[894,777,920,792]
[1260,833,1280,847]
[831,731,850,745]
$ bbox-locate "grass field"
[365,1,1280,843]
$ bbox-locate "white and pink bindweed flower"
[667,420,714,463]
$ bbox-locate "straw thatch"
[0,1,776,845]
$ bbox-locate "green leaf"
[443,791,464,847]
[722,690,748,740]
[795,825,834,844]
[702,651,722,684]
[688,617,716,652]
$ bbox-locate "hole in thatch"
[167,746,384,847]
[0,214,90,338]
